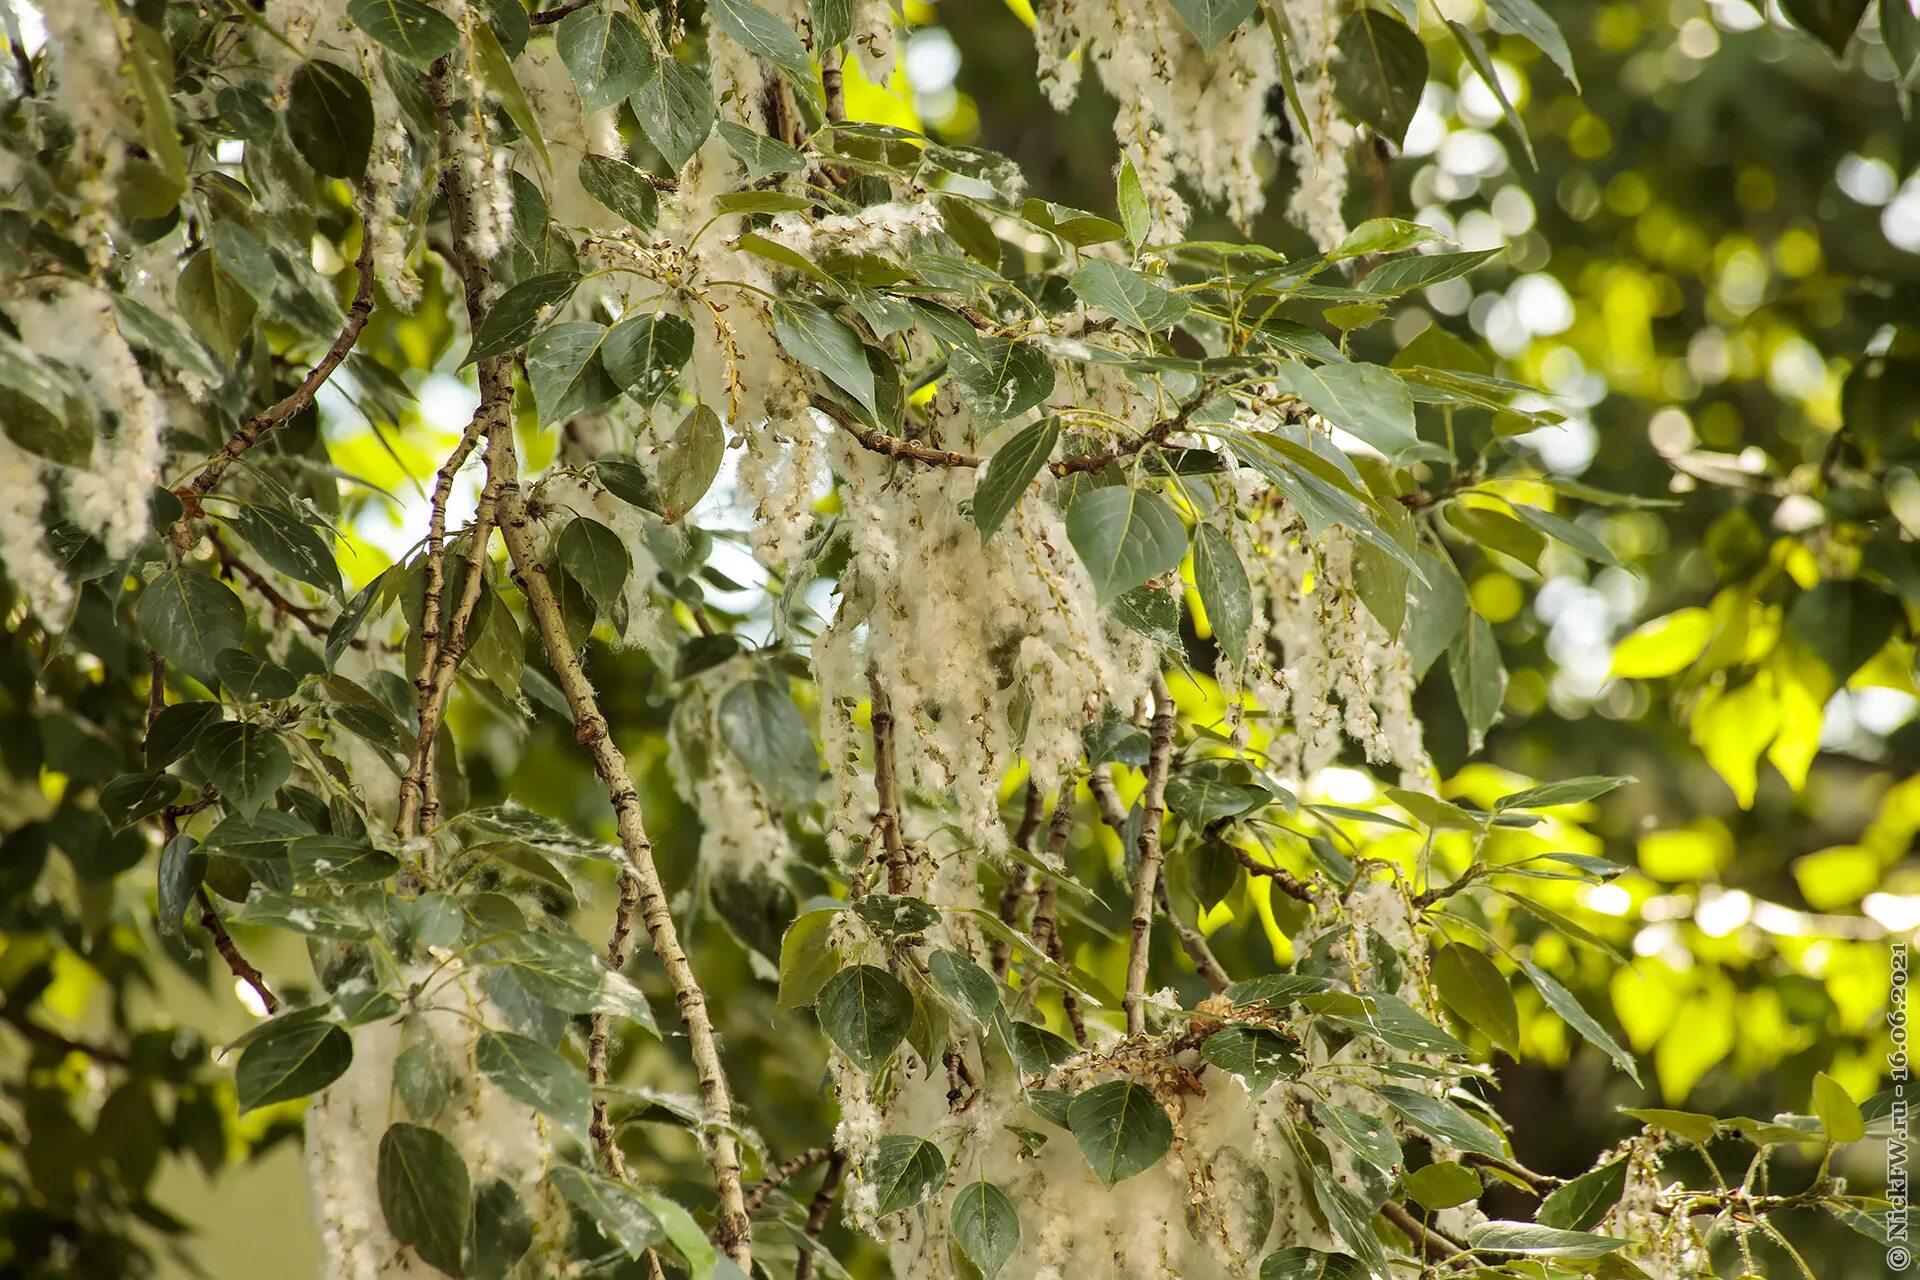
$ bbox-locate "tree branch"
[1124,675,1176,1036]
[426,56,749,1263]
[0,1005,127,1066]
[1028,793,1087,1045]
[867,667,911,895]
[991,778,1045,980]
[529,0,593,23]
[1090,767,1230,996]
[395,428,501,843]
[176,227,375,517]
[491,430,752,1264]
[146,652,279,1016]
[791,1149,847,1280]
[743,1146,831,1215]
[1380,1199,1464,1260]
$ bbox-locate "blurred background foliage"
[0,0,1913,1275]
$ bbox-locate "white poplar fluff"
[1030,0,1324,240]
[304,964,569,1279]
[10,283,169,558]
[1280,0,1355,253]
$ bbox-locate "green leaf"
[951,338,1055,427]
[193,721,292,818]
[1516,955,1640,1084]
[468,272,581,364]
[1782,0,1872,54]
[1260,1247,1369,1280]
[928,949,999,1024]
[123,23,185,211]
[636,1194,715,1277]
[1314,1101,1401,1172]
[1168,0,1261,49]
[716,675,818,809]
[1405,546,1467,678]
[235,1017,353,1112]
[476,1031,591,1138]
[1328,991,1470,1057]
[466,1178,534,1280]
[1022,198,1125,246]
[1362,249,1502,295]
[287,61,375,180]
[556,516,632,619]
[633,56,714,174]
[1066,486,1188,605]
[1537,1157,1627,1231]
[708,0,814,77]
[776,908,844,1012]
[972,418,1059,539]
[555,7,653,112]
[1402,1160,1481,1211]
[1192,525,1253,663]
[1813,1071,1866,1143]
[1885,0,1920,73]
[773,301,876,418]
[1373,1084,1506,1159]
[549,1167,664,1257]
[528,322,621,423]
[578,154,659,232]
[603,312,695,406]
[232,890,372,939]
[1069,260,1190,330]
[869,1134,948,1215]
[156,835,205,944]
[1330,217,1445,261]
[949,1181,1020,1278]
[1003,1016,1077,1075]
[176,250,258,362]
[1067,1079,1173,1185]
[488,931,608,1013]
[1466,1221,1628,1259]
[717,120,808,180]
[1221,973,1334,1008]
[1311,1172,1389,1276]
[379,1123,471,1275]
[1432,943,1519,1055]
[100,771,182,830]
[1447,19,1535,169]
[112,296,223,386]
[814,964,913,1071]
[472,22,549,171]
[658,404,725,522]
[1333,9,1426,147]
[1494,775,1633,810]
[347,0,460,66]
[1448,612,1506,752]
[229,506,343,596]
[1269,362,1417,455]
[289,834,399,885]
[1482,0,1578,86]
[1619,1107,1718,1144]
[1117,156,1149,247]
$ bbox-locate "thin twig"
[1124,675,1176,1036]
[146,652,279,1015]
[0,1006,127,1066]
[743,1147,831,1215]
[868,667,910,895]
[529,0,592,22]
[395,431,501,842]
[991,779,1045,980]
[791,1150,847,1280]
[1227,842,1317,904]
[1090,767,1229,994]
[207,527,331,639]
[175,228,375,520]
[587,868,642,1175]
[1381,1200,1464,1260]
[1029,795,1086,1045]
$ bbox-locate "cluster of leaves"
[0,0,1907,1277]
